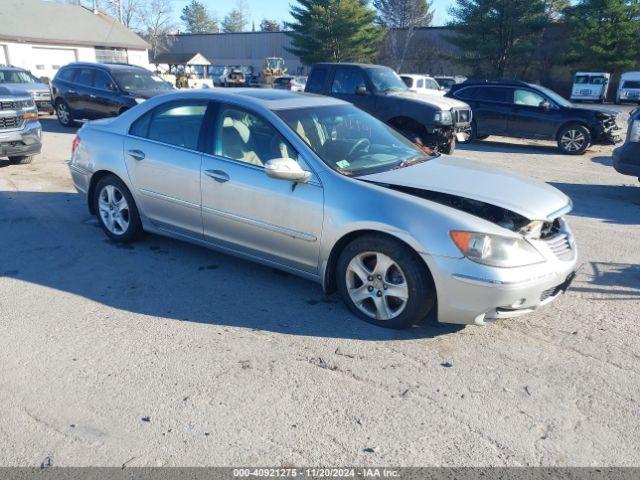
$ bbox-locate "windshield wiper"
[395,155,432,169]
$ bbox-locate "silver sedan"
[68,89,577,329]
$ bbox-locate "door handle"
[127,149,145,161]
[89,94,96,98]
[68,90,77,94]
[204,169,230,183]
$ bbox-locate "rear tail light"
[71,135,80,154]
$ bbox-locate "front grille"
[453,108,471,125]
[0,116,23,130]
[544,232,574,261]
[1,100,18,111]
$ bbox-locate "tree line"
[285,0,640,78]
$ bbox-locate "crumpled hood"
[360,155,571,221]
[571,105,618,117]
[386,90,469,109]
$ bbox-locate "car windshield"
[0,69,39,84]
[623,80,640,89]
[368,67,408,93]
[277,104,432,176]
[112,70,171,91]
[535,85,572,107]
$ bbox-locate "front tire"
[558,124,591,155]
[336,234,436,329]
[93,175,143,243]
[8,155,33,165]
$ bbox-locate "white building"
[0,0,150,80]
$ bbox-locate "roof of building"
[152,52,212,66]
[0,0,149,50]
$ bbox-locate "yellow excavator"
[262,57,287,87]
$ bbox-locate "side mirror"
[439,86,445,91]
[540,100,551,110]
[356,84,369,96]
[265,158,311,182]
[107,82,118,91]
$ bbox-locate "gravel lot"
[1,109,639,467]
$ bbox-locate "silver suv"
[0,65,53,114]
[0,86,42,165]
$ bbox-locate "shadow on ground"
[550,182,640,225]
[0,190,462,341]
[39,116,78,134]
[458,138,560,155]
[572,261,640,298]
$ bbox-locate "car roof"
[62,62,147,72]
[312,62,392,70]
[148,88,348,111]
[0,65,27,71]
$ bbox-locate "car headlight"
[629,120,640,142]
[450,231,545,268]
[434,110,452,123]
[134,98,146,104]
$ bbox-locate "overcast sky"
[171,0,454,31]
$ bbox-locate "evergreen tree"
[222,0,250,32]
[180,0,219,33]
[565,0,640,73]
[447,0,549,78]
[285,0,383,64]
[260,19,281,31]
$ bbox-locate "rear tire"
[93,175,143,243]
[8,155,33,165]
[336,234,436,329]
[557,124,591,155]
[56,99,76,127]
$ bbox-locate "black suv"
[448,80,622,154]
[613,108,640,181]
[51,63,173,127]
[305,63,472,154]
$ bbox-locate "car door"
[91,69,122,118]
[329,67,376,114]
[200,103,323,274]
[123,99,209,238]
[509,88,559,139]
[471,86,512,136]
[71,68,97,119]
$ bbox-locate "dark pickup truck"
[304,63,472,154]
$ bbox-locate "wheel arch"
[555,120,593,141]
[322,229,435,295]
[87,170,122,214]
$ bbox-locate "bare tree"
[374,0,434,72]
[104,0,146,27]
[140,0,176,61]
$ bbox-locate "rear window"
[454,86,477,100]
[474,86,512,103]
[306,67,327,93]
[56,68,76,82]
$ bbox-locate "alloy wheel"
[560,129,586,152]
[345,251,409,321]
[98,185,130,235]
[57,103,70,125]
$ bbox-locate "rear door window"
[475,86,512,103]
[306,67,327,93]
[454,87,477,100]
[130,100,208,151]
[75,69,95,87]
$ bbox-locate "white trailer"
[570,72,610,102]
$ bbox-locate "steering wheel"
[347,138,371,159]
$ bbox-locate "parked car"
[0,65,53,114]
[224,66,246,87]
[273,76,307,92]
[69,89,577,329]
[0,86,41,164]
[433,75,467,92]
[305,63,472,154]
[448,80,622,155]
[210,66,231,86]
[51,62,173,127]
[616,72,640,104]
[400,74,445,96]
[612,108,640,181]
[570,72,610,103]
